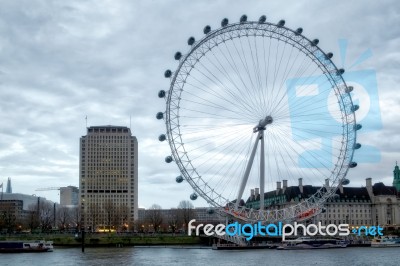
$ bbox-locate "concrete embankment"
[0,234,204,247]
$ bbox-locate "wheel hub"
[253,115,273,132]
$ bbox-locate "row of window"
[84,185,132,188]
[327,209,371,213]
[84,134,131,138]
[81,170,130,174]
[322,214,371,219]
[86,194,130,198]
[326,199,371,203]
[320,220,372,225]
[82,156,134,159]
[82,161,133,164]
[80,177,135,182]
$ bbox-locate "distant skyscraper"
[79,126,138,231]
[6,177,12,193]
[60,186,79,206]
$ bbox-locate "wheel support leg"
[260,131,265,211]
[235,131,261,209]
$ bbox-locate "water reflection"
[1,246,399,266]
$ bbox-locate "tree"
[134,218,146,233]
[177,200,196,232]
[71,206,81,232]
[167,208,181,234]
[38,201,54,232]
[87,203,102,232]
[57,206,71,231]
[0,201,17,233]
[27,204,40,232]
[146,204,163,232]
[115,204,130,231]
[103,200,116,232]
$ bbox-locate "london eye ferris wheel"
[156,15,361,223]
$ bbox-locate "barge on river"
[0,240,54,253]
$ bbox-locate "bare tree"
[0,201,17,233]
[115,204,130,231]
[57,206,71,231]
[177,200,196,232]
[87,202,102,232]
[27,204,40,232]
[134,218,146,233]
[71,206,81,232]
[103,200,116,232]
[146,204,163,232]
[167,208,181,234]
[38,201,54,232]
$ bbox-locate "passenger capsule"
[351,105,360,112]
[174,52,182,60]
[158,134,166,142]
[176,175,184,183]
[355,124,362,131]
[326,52,333,59]
[190,193,198,200]
[354,143,361,149]
[333,194,340,199]
[221,18,229,27]
[336,68,345,75]
[187,36,195,45]
[258,15,266,24]
[240,15,247,23]
[156,112,164,120]
[349,162,357,168]
[342,179,350,185]
[345,86,353,93]
[165,156,173,163]
[164,70,172,78]
[158,90,166,98]
[311,39,319,46]
[295,28,303,35]
[203,25,211,34]
[277,20,285,27]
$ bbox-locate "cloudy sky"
[0,0,399,209]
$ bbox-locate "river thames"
[0,246,398,266]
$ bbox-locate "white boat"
[0,240,54,253]
[371,235,400,247]
[277,237,348,250]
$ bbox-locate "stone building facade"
[246,165,400,228]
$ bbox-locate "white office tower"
[79,126,138,231]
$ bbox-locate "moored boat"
[0,240,54,253]
[371,235,400,248]
[277,237,348,250]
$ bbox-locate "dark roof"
[335,187,370,201]
[246,185,372,203]
[372,182,398,196]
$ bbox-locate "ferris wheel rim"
[163,18,357,222]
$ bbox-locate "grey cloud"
[0,0,399,208]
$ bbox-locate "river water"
[1,246,398,266]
